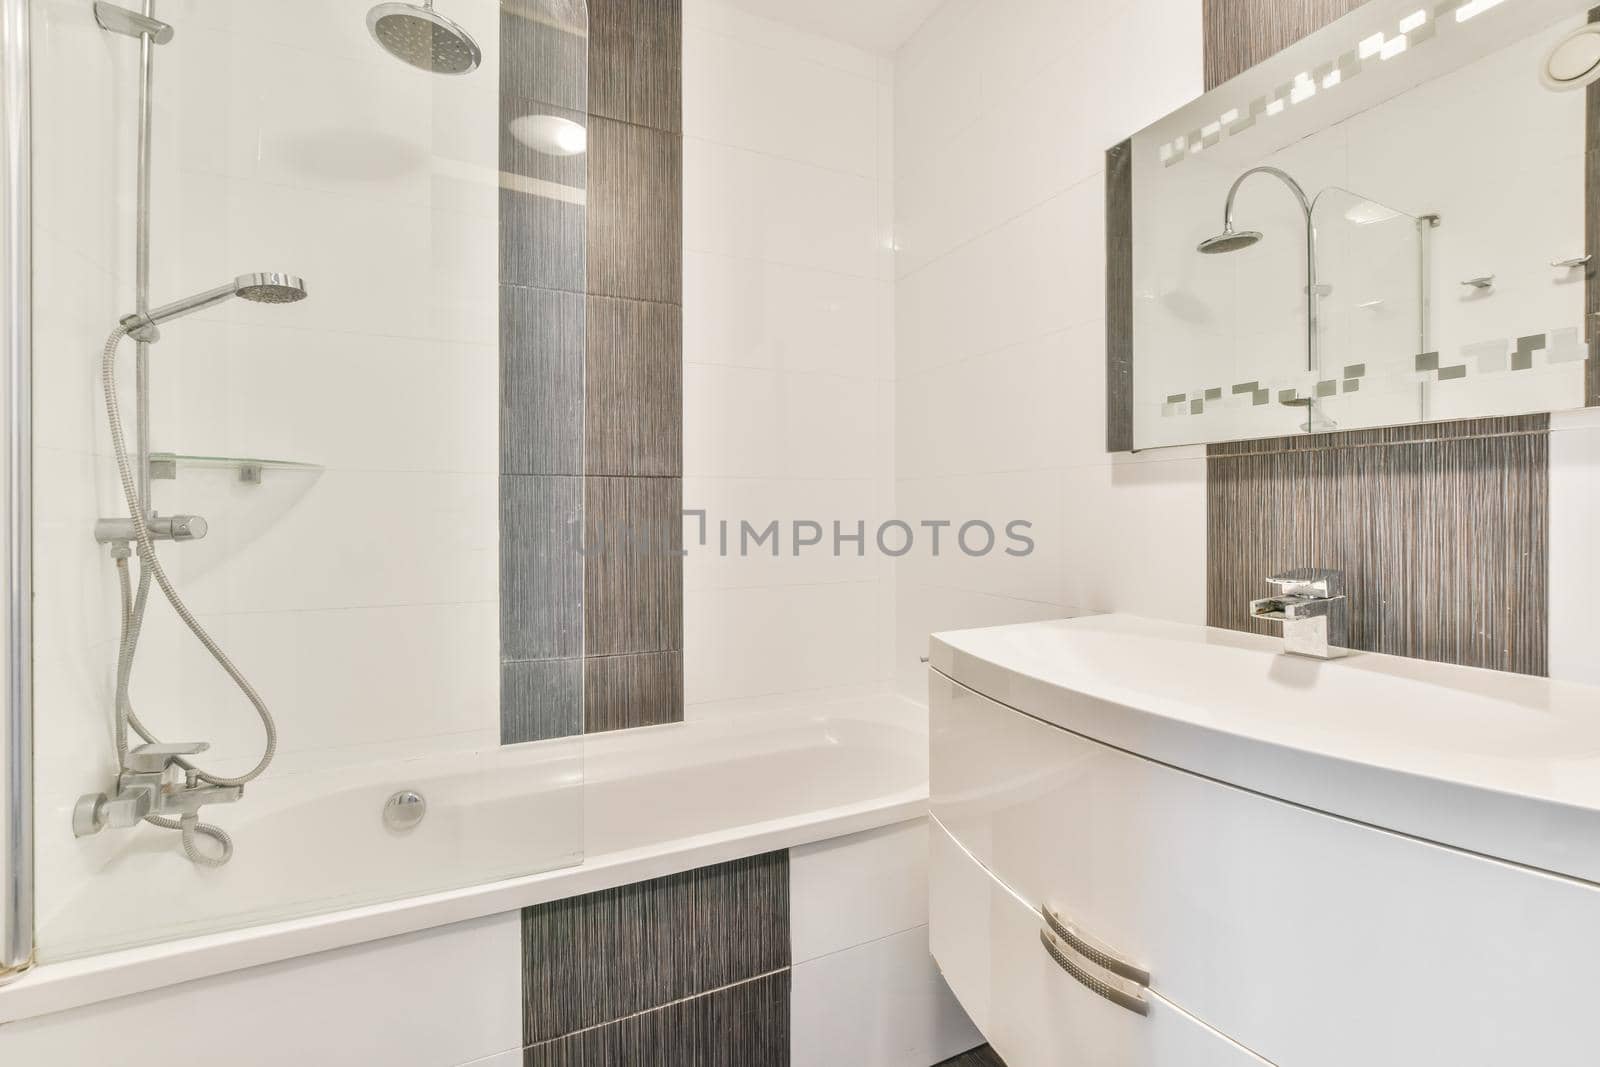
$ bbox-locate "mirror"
[1126,0,1595,449]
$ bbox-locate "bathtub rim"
[0,699,928,1024]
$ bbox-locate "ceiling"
[719,0,946,54]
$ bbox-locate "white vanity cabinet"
[927,616,1600,1067]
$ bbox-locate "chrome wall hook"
[1460,275,1494,290]
[1552,255,1592,270]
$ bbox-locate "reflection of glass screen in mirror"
[1129,0,1592,449]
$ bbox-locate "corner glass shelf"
[148,452,324,485]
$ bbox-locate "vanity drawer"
[930,669,1600,1067]
[929,818,1271,1067]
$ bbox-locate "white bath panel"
[0,912,523,1067]
[789,924,982,1067]
[790,818,929,964]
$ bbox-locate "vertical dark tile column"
[500,4,590,743]
[582,0,684,733]
[500,0,684,742]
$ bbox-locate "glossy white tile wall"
[28,0,505,955]
[0,912,523,1066]
[1550,409,1600,687]
[892,0,1207,699]
[682,0,897,713]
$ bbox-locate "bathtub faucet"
[72,742,243,838]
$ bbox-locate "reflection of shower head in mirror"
[1197,228,1263,254]
[1196,166,1312,254]
[1198,166,1318,373]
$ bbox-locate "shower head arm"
[1220,166,1313,234]
[142,282,238,328]
[120,282,237,340]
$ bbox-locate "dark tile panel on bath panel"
[524,972,789,1067]
[520,851,790,1046]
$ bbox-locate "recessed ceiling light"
[508,114,588,157]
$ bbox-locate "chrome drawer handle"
[1040,928,1149,1017]
[1043,904,1150,986]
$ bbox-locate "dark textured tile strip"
[521,852,790,1045]
[935,1045,1008,1067]
[502,285,585,477]
[1207,427,1549,674]
[502,5,589,114]
[1207,415,1550,457]
[502,659,583,744]
[1201,0,1369,90]
[501,475,585,661]
[523,971,789,1067]
[584,476,683,658]
[588,0,683,133]
[1105,139,1133,454]
[501,185,588,294]
[587,116,683,305]
[584,651,683,732]
[586,296,683,477]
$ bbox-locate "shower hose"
[101,322,279,867]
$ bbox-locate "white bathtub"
[2,695,928,1023]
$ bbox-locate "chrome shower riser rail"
[1,0,34,984]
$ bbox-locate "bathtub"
[2,694,928,1023]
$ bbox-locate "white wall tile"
[790,925,982,1067]
[684,252,890,379]
[893,0,1206,704]
[1058,457,1208,621]
[792,819,931,964]
[0,913,523,1067]
[685,582,885,706]
[1551,423,1600,686]
[684,26,880,177]
[685,138,883,279]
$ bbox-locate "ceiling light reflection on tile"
[509,114,588,156]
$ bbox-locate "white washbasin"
[930,613,1600,884]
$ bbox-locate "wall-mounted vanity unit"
[1110,0,1600,451]
[927,614,1600,1066]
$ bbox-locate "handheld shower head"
[123,272,308,340]
[367,1,482,75]
[232,272,308,305]
[1197,228,1264,254]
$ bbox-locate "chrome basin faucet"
[1249,568,1350,659]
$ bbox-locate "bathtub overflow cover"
[383,790,427,833]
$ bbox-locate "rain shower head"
[1197,228,1264,254]
[124,272,308,339]
[367,1,482,75]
